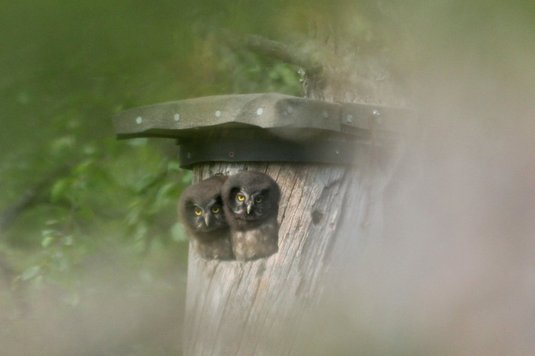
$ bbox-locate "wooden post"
[114,92,410,355]
[183,159,384,355]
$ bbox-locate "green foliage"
[0,3,306,351]
[0,0,309,296]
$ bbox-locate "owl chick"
[178,175,234,260]
[222,171,281,261]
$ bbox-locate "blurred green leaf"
[50,136,76,155]
[41,235,55,248]
[167,160,180,172]
[181,171,193,184]
[50,178,70,203]
[20,265,41,281]
[63,235,74,246]
[171,222,187,243]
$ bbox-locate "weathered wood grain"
[183,142,391,355]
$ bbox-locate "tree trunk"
[183,147,389,355]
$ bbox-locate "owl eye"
[236,193,246,202]
[193,207,203,216]
[211,206,221,214]
[255,196,263,203]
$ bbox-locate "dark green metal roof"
[113,93,414,139]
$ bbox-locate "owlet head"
[186,198,226,232]
[178,175,229,235]
[223,171,280,224]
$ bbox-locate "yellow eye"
[193,207,203,216]
[255,196,263,203]
[236,193,246,202]
[211,206,221,214]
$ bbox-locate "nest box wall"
[113,93,412,168]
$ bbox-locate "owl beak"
[203,214,211,226]
[246,202,253,215]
